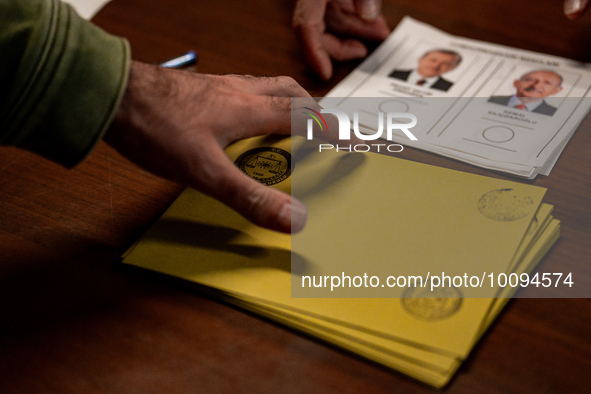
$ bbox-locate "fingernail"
[279,198,308,234]
[354,45,368,59]
[359,0,379,20]
[321,66,332,81]
[565,0,588,16]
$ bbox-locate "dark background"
[0,0,590,392]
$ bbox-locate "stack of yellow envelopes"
[122,136,559,388]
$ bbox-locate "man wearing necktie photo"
[388,49,462,92]
[488,70,564,116]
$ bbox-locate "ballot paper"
[122,136,559,388]
[322,17,591,179]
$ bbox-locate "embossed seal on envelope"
[235,147,293,186]
[478,188,534,221]
[402,286,462,321]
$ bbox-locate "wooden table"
[1,0,590,392]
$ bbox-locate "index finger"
[293,0,333,80]
[222,75,312,98]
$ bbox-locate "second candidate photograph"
[488,69,564,116]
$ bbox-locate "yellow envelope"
[226,213,559,388]
[123,136,548,360]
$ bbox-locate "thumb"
[199,149,308,234]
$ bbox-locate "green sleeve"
[0,0,130,167]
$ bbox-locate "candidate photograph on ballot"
[388,48,463,92]
[488,69,566,116]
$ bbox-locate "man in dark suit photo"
[488,70,563,116]
[388,49,462,92]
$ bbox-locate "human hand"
[293,0,390,80]
[105,61,318,234]
[565,0,590,19]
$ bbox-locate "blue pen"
[159,51,199,68]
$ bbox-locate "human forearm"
[0,0,129,167]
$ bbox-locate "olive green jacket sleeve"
[0,0,130,167]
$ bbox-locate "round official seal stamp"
[402,286,462,321]
[478,188,534,222]
[234,147,293,186]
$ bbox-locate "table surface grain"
[1,0,590,392]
